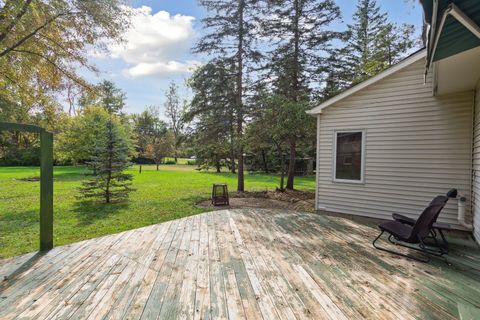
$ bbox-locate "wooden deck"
[0,209,479,319]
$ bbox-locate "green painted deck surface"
[0,209,479,319]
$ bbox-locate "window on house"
[334,131,364,183]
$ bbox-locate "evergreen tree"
[260,0,342,190]
[342,0,417,85]
[98,81,126,115]
[164,81,185,163]
[78,80,126,116]
[194,0,261,191]
[185,60,237,173]
[78,119,134,203]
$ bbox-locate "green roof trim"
[434,13,480,61]
[421,0,480,68]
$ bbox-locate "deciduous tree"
[164,81,185,163]
[0,0,130,105]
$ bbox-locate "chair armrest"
[392,213,416,226]
[432,222,451,230]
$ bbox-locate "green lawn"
[0,165,315,258]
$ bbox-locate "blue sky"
[84,0,423,116]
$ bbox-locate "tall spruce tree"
[260,0,342,190]
[342,0,417,85]
[194,0,260,191]
[79,119,134,203]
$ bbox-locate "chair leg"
[437,229,449,254]
[373,230,430,263]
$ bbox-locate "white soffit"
[435,46,480,96]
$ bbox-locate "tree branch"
[0,11,73,58]
[11,48,89,89]
[0,0,33,43]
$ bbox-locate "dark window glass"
[335,132,363,181]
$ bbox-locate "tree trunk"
[237,138,244,191]
[285,0,299,191]
[216,160,221,173]
[292,0,300,103]
[280,153,285,191]
[236,0,245,192]
[156,163,159,171]
[275,143,285,191]
[230,156,236,174]
[286,141,296,190]
[261,150,269,173]
[230,142,236,174]
[106,124,113,203]
[229,89,236,175]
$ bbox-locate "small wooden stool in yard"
[212,184,229,206]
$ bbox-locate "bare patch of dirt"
[197,189,315,212]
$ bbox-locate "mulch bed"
[197,189,315,212]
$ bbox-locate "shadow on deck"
[0,209,479,319]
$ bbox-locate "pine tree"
[260,0,342,190]
[78,80,126,116]
[99,81,126,115]
[79,119,134,203]
[343,0,417,84]
[185,60,237,173]
[194,0,260,191]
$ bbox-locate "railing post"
[40,130,54,251]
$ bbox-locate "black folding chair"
[373,200,447,263]
[392,189,457,253]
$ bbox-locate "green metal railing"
[0,122,53,251]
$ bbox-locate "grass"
[0,164,315,258]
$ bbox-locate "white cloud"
[108,6,198,78]
[123,60,201,78]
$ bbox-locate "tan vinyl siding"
[316,59,474,229]
[473,81,480,242]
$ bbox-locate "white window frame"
[332,129,366,184]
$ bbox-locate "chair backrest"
[429,195,449,206]
[428,194,449,221]
[411,202,445,239]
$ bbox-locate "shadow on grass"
[73,200,130,226]
[53,171,88,182]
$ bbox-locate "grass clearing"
[0,165,315,258]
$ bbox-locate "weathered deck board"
[0,209,479,320]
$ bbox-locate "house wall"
[316,59,474,229]
[473,81,480,242]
